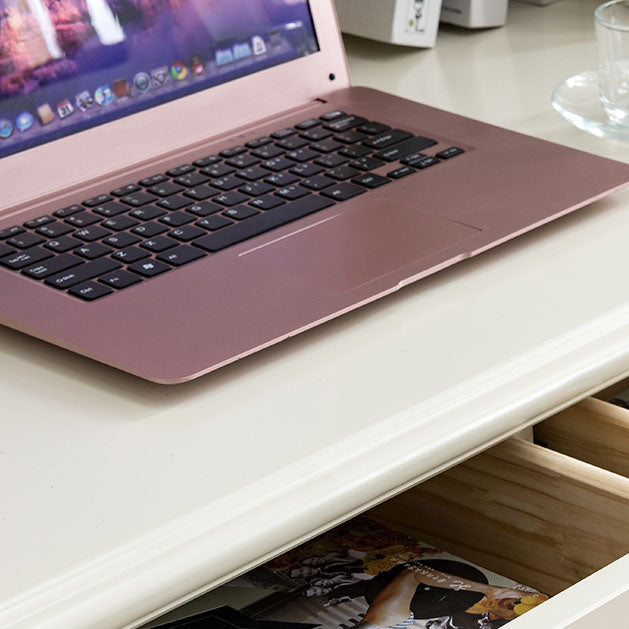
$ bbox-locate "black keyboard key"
[219,145,247,158]
[320,182,367,201]
[295,118,320,130]
[373,135,438,161]
[246,136,273,149]
[184,185,220,201]
[0,243,16,257]
[69,282,113,301]
[74,226,112,242]
[388,166,416,179]
[1,246,52,269]
[8,232,45,249]
[237,166,270,182]
[120,191,158,207]
[324,115,367,132]
[197,215,234,230]
[147,181,185,197]
[406,155,440,169]
[157,245,206,267]
[338,145,371,158]
[352,173,391,188]
[400,152,427,165]
[92,201,129,217]
[102,215,140,231]
[166,164,194,177]
[53,204,82,219]
[111,183,141,197]
[275,186,311,200]
[83,194,113,207]
[111,246,150,263]
[129,206,167,220]
[128,259,171,278]
[262,157,298,172]
[46,236,82,252]
[265,172,300,187]
[214,191,250,207]
[157,195,192,210]
[160,212,195,227]
[251,144,284,159]
[271,127,296,139]
[311,138,344,153]
[249,195,286,210]
[22,254,83,279]
[174,172,210,187]
[335,130,368,144]
[327,166,361,181]
[302,176,336,190]
[66,212,101,227]
[24,215,54,229]
[104,232,142,248]
[132,222,169,237]
[320,110,346,121]
[300,127,333,141]
[170,225,206,242]
[436,146,465,159]
[357,122,391,135]
[239,181,275,196]
[287,148,320,163]
[37,222,74,238]
[194,195,335,252]
[187,202,223,217]
[212,176,247,192]
[226,154,259,169]
[100,269,143,289]
[192,155,221,168]
[139,174,168,187]
[0,226,25,239]
[45,258,121,289]
[363,129,414,149]
[223,206,260,220]
[140,236,178,252]
[275,136,309,150]
[290,163,324,177]
[350,157,386,171]
[75,243,114,259]
[314,154,348,168]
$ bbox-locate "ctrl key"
[69,282,113,301]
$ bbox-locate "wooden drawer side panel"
[369,438,629,596]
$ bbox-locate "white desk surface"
[2,2,629,628]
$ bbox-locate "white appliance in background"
[334,0,443,47]
[440,0,509,28]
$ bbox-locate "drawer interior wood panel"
[367,438,629,597]
[534,397,629,478]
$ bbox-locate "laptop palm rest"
[242,198,481,292]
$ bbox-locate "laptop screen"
[0,0,318,160]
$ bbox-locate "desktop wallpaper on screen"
[0,0,319,158]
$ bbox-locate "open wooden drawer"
[367,379,629,627]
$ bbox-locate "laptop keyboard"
[0,111,464,301]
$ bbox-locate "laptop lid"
[0,0,349,213]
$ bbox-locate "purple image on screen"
[0,0,319,158]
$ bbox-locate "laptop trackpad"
[242,198,481,292]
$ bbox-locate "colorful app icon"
[0,119,13,139]
[190,55,205,76]
[252,35,267,56]
[170,60,188,80]
[112,78,130,99]
[151,66,170,88]
[133,71,151,93]
[94,84,114,106]
[215,48,234,66]
[37,103,55,126]
[56,98,75,119]
[233,42,252,60]
[16,112,34,132]
[75,90,95,112]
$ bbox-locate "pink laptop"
[1,0,627,383]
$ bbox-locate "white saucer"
[551,69,629,141]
